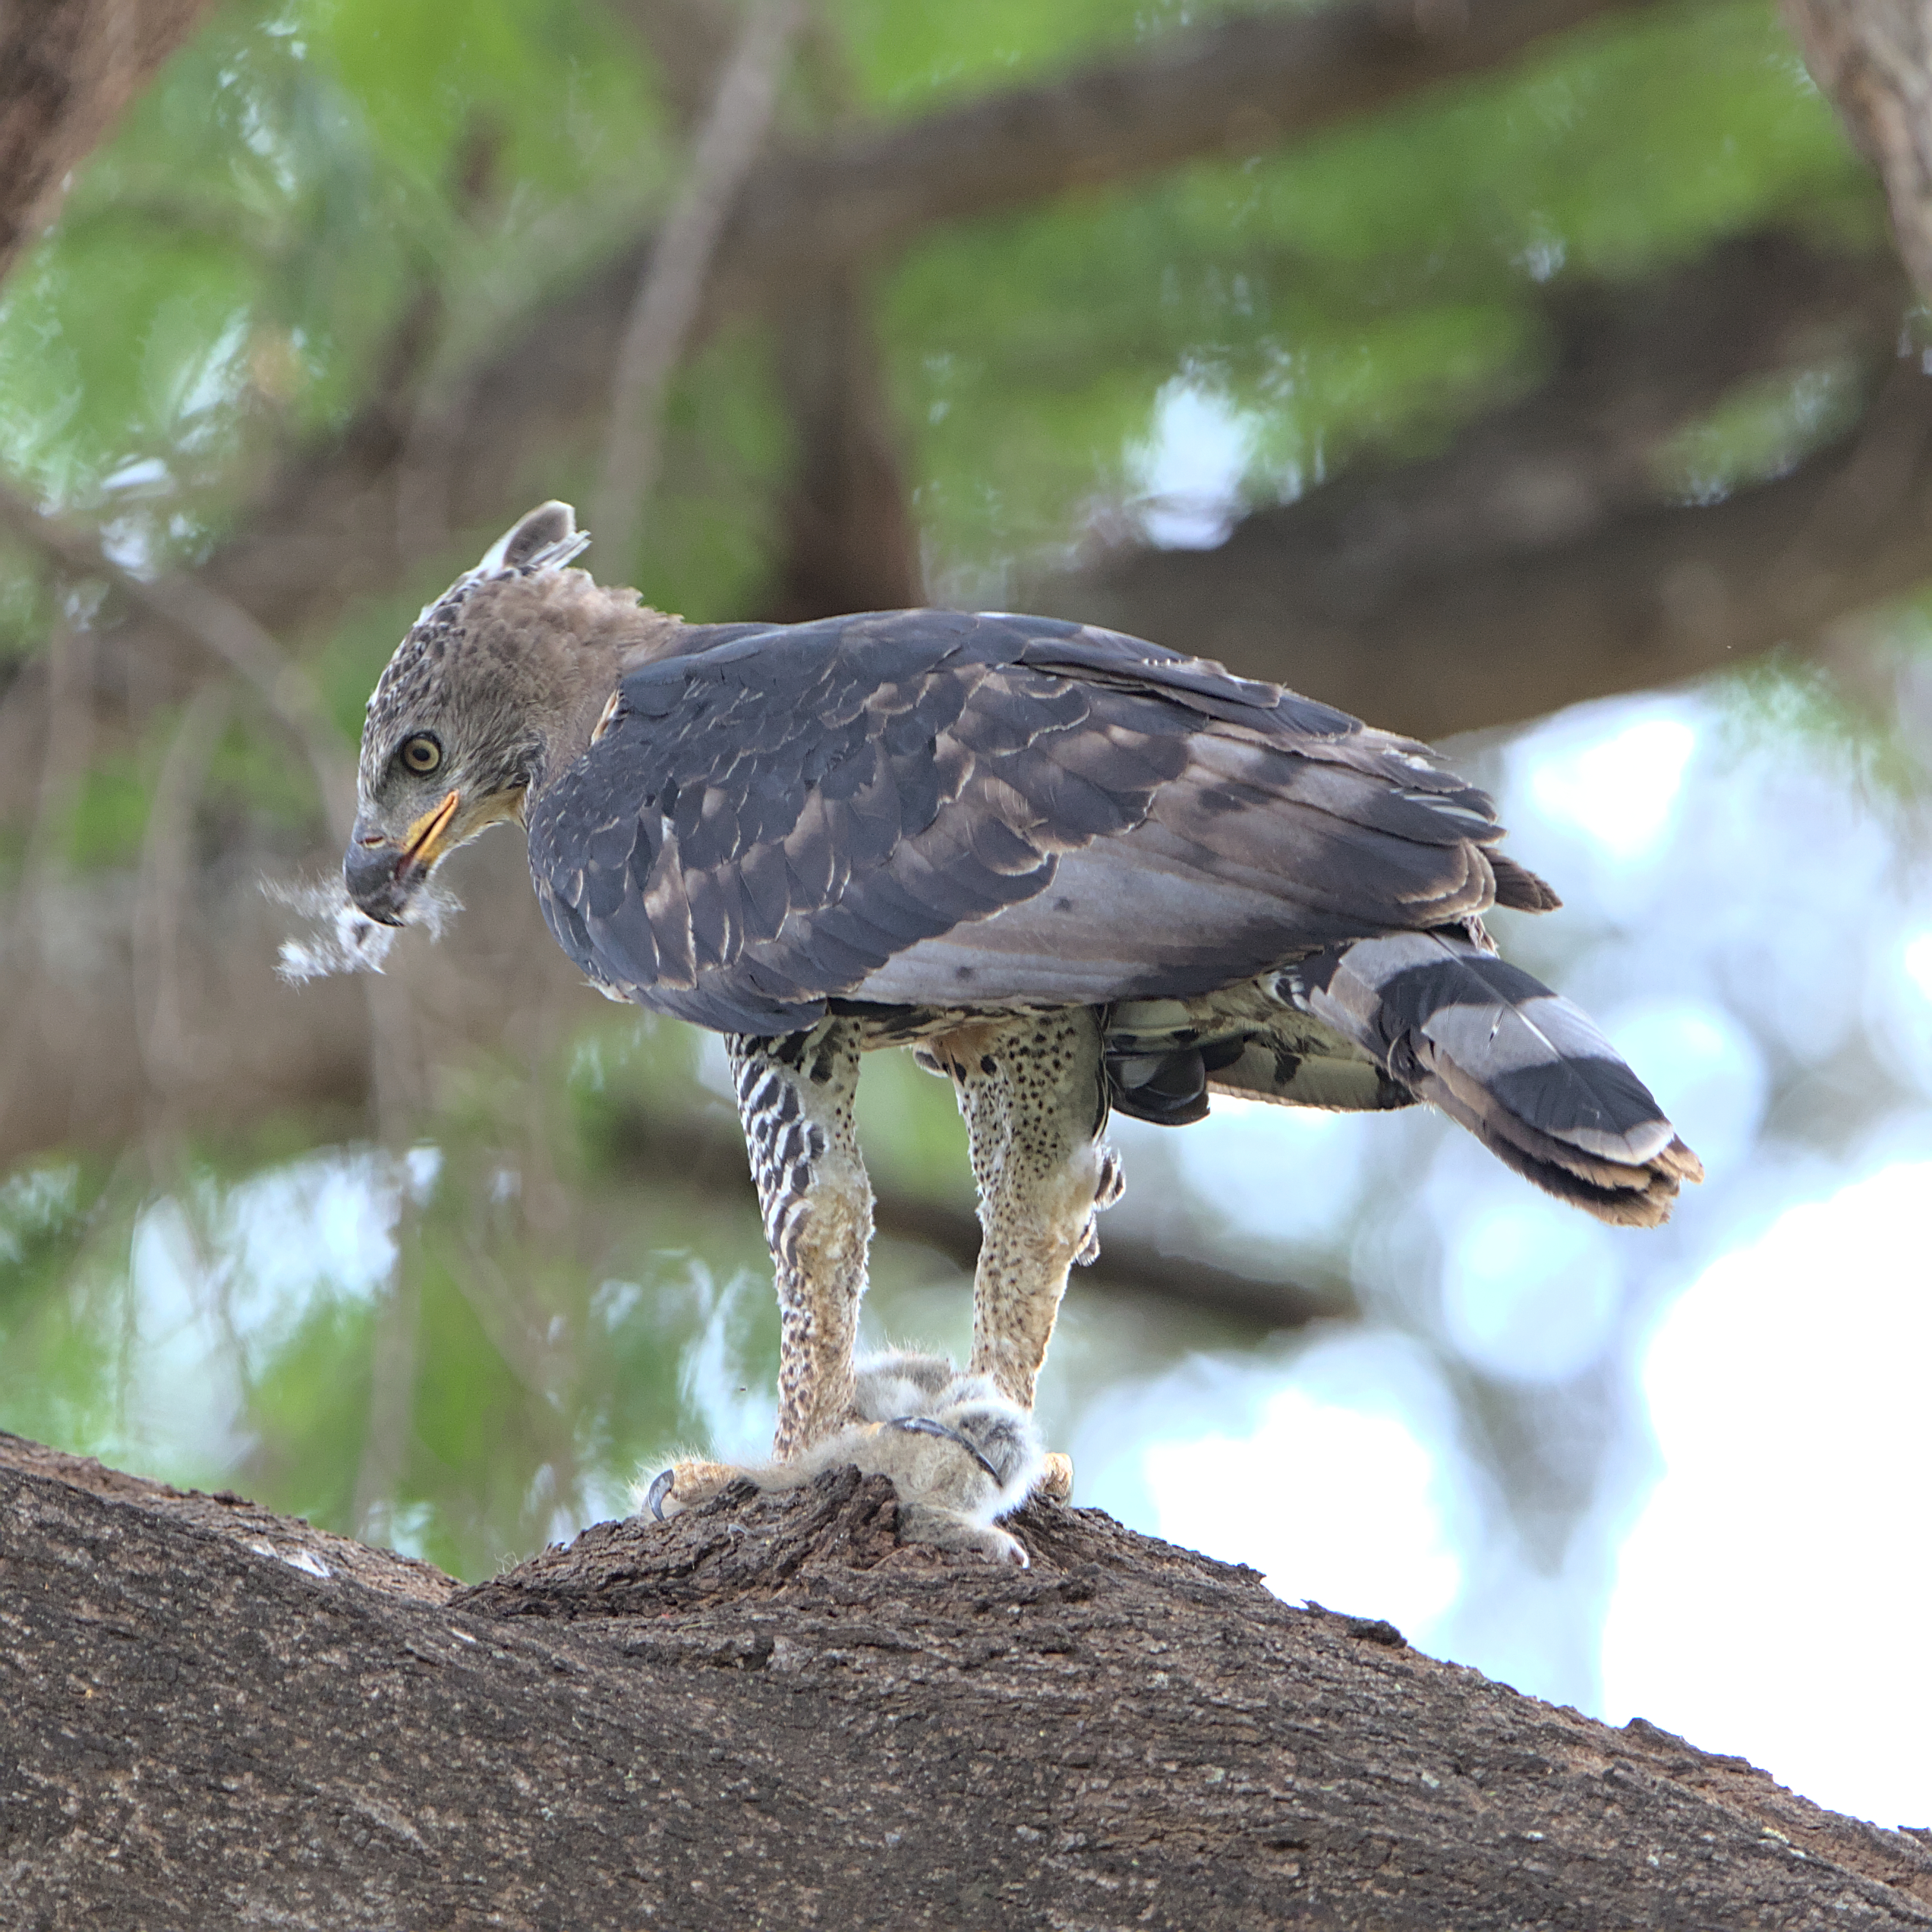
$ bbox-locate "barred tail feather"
[1303,931,1703,1228]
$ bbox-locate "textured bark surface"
[5,1429,1930,1930]
[0,0,214,285]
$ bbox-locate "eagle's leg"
[729,1020,875,1461]
[941,1009,1122,1414]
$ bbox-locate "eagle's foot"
[641,1353,1044,1565]
[642,1456,742,1520]
[1035,1450,1074,1503]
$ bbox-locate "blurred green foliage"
[0,0,1900,1578]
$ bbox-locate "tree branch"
[1041,241,1918,738]
[1785,0,1932,296]
[7,1429,1930,1928]
[705,0,1681,310]
[594,0,805,553]
[764,271,925,618]
[0,0,216,286]
[0,481,355,834]
[98,0,1694,667]
[1191,230,1899,604]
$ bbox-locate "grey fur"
[648,1352,1045,1566]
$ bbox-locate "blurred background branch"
[594,0,805,552]
[601,1097,1348,1329]
[0,0,217,284]
[0,481,354,830]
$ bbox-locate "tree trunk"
[765,269,925,622]
[5,1429,1928,1928]
[0,0,215,285]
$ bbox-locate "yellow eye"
[400,733,442,774]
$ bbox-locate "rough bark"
[0,0,215,285]
[1785,0,1932,296]
[4,1429,1929,1930]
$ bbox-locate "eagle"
[345,503,1699,1518]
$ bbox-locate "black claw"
[645,1468,676,1521]
[886,1414,1003,1486]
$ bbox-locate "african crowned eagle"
[345,502,1700,1483]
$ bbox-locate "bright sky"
[1602,1155,1932,1824]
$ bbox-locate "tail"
[1297,931,1703,1228]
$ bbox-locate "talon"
[641,1455,741,1521]
[1095,1145,1125,1209]
[646,1467,676,1521]
[1035,1451,1074,1503]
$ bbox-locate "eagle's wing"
[525,610,1551,1035]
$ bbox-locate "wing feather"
[525,610,1551,1031]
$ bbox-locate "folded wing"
[525,610,1552,1033]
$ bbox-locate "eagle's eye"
[399,733,443,775]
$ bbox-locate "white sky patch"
[1131,380,1254,550]
[124,1146,442,1471]
[1087,1333,1468,1644]
[220,1149,420,1324]
[1905,931,1932,1001]
[1439,1194,1622,1383]
[1601,1158,1932,1826]
[1174,1100,1371,1250]
[674,1262,777,1464]
[695,1031,737,1104]
[1871,925,1932,1099]
[101,455,172,493]
[128,1198,251,1471]
[1522,713,1698,864]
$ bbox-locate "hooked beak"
[344,789,461,925]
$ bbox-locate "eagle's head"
[345,502,626,925]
